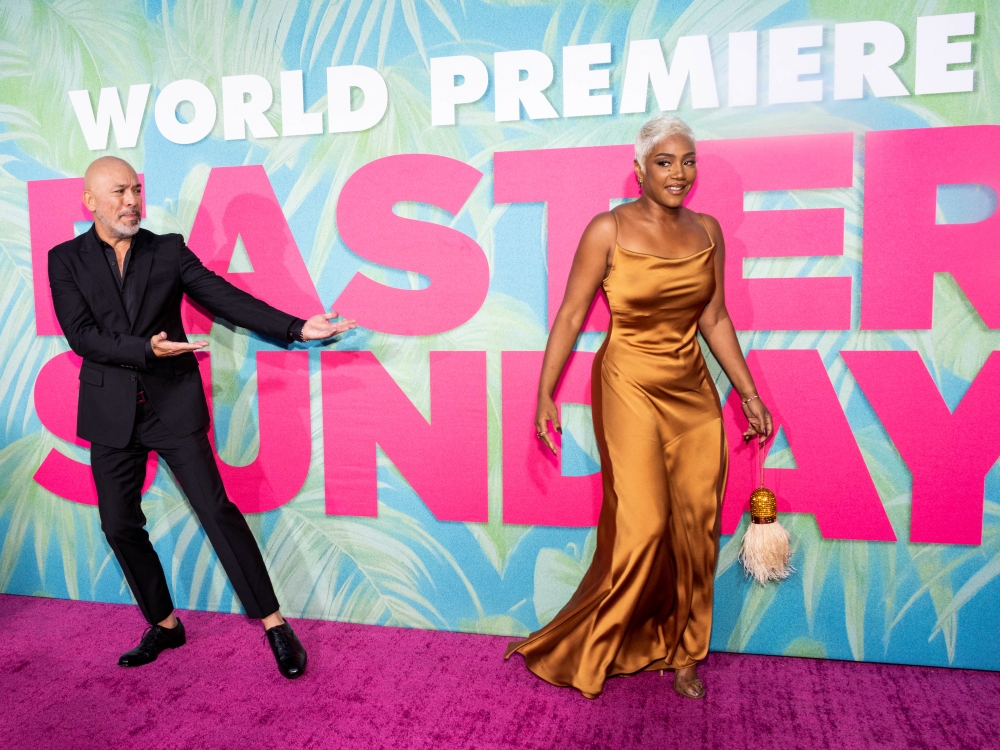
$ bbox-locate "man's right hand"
[151,331,209,358]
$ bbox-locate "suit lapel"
[128,231,154,333]
[80,227,130,328]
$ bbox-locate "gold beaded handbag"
[739,437,793,584]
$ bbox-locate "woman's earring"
[638,178,643,190]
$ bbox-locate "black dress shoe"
[118,619,186,667]
[266,622,307,679]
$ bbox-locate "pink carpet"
[1,593,998,750]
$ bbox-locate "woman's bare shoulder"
[581,210,619,245]
[694,211,723,240]
[589,210,619,232]
[694,210,722,230]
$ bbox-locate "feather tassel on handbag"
[739,437,793,585]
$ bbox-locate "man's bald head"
[82,157,142,242]
[83,156,138,191]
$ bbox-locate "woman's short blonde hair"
[634,115,696,166]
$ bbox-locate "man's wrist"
[287,319,306,343]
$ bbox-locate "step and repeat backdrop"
[1,0,998,670]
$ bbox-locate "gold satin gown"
[507,214,729,699]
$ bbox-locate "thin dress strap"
[603,209,621,284]
[696,213,715,247]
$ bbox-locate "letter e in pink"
[688,134,853,331]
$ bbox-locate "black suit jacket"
[49,227,299,449]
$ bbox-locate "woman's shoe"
[672,672,706,699]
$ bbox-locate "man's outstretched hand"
[151,332,209,358]
[301,310,357,341]
[151,310,356,356]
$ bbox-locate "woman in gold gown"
[506,116,773,700]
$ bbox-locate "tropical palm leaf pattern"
[1,0,998,671]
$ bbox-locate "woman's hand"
[535,395,562,455]
[741,396,773,443]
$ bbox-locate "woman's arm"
[697,215,773,441]
[535,213,617,453]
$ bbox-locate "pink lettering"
[32,351,157,504]
[494,146,637,332]
[688,134,854,331]
[501,351,602,526]
[843,350,1000,545]
[721,349,895,541]
[332,155,489,335]
[182,166,324,333]
[29,176,145,336]
[321,350,487,521]
[861,126,1000,330]
[197,351,311,514]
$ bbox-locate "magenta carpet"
[1,594,998,750]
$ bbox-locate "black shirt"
[98,230,140,322]
[96,227,157,368]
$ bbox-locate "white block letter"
[281,70,323,136]
[430,55,489,126]
[563,43,612,118]
[769,26,824,104]
[222,74,278,141]
[69,84,151,150]
[916,12,976,95]
[494,50,559,122]
[728,31,757,107]
[327,65,388,133]
[834,21,908,99]
[620,37,718,114]
[154,79,217,145]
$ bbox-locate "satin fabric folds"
[507,232,729,699]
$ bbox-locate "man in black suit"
[48,156,355,678]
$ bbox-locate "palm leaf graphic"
[301,0,461,70]
[0,0,153,174]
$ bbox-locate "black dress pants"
[90,399,280,624]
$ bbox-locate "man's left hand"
[301,310,357,341]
